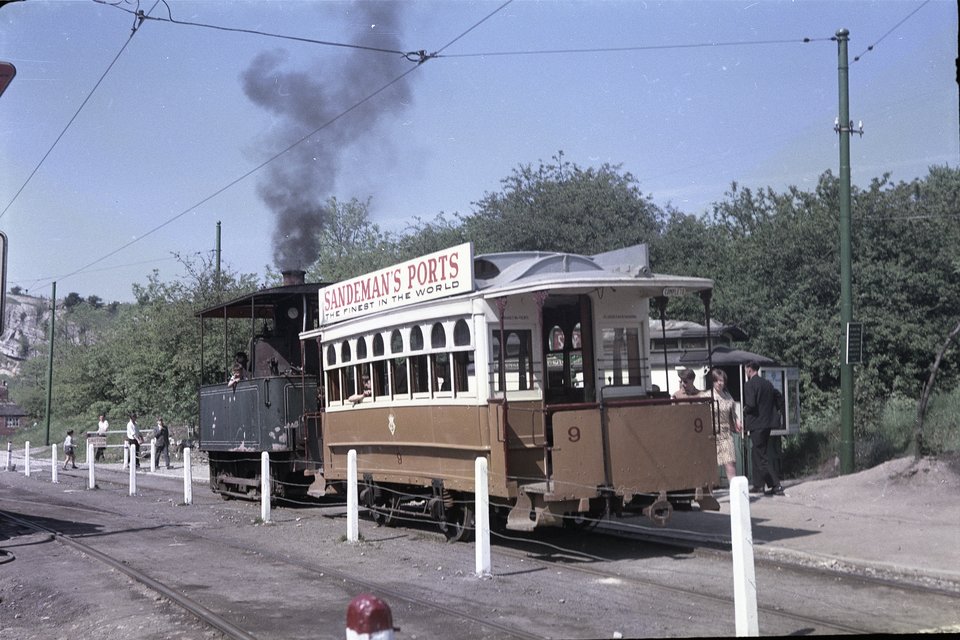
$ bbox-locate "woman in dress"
[706,368,741,480]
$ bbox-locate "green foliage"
[462,151,665,254]
[9,254,260,432]
[305,196,398,282]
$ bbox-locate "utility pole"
[44,281,56,446]
[835,29,855,474]
[215,220,222,290]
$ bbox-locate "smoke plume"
[241,4,413,271]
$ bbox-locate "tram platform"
[622,454,960,591]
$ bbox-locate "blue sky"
[0,0,956,302]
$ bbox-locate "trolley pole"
[836,29,855,474]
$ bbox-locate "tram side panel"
[322,404,490,494]
[605,401,717,495]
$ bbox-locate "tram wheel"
[370,494,400,527]
[438,504,474,543]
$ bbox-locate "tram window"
[491,329,534,392]
[409,354,429,394]
[570,323,583,388]
[390,329,404,354]
[600,327,642,386]
[453,350,476,396]
[326,369,342,403]
[373,334,385,357]
[356,337,368,360]
[341,342,352,363]
[453,319,471,346]
[431,322,447,349]
[326,344,337,367]
[410,326,424,350]
[343,364,357,397]
[391,357,409,396]
[371,359,388,398]
[432,353,452,394]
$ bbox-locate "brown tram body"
[198,243,721,539]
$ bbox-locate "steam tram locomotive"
[198,243,721,539]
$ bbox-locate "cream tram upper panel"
[301,243,712,343]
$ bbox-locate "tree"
[463,152,666,255]
[304,197,397,283]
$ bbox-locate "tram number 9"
[694,418,704,433]
[567,426,581,443]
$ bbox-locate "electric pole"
[835,29,855,474]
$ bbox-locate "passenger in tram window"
[672,368,700,398]
[348,376,371,404]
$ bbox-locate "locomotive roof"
[196,282,325,319]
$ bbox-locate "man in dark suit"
[743,361,785,496]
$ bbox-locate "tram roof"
[195,282,325,319]
[473,244,713,297]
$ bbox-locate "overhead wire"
[94,0,415,58]
[434,36,830,59]
[56,0,516,283]
[0,0,161,222]
[851,0,931,63]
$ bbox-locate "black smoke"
[241,4,413,270]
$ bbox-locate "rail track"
[4,469,958,637]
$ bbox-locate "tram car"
[198,243,722,539]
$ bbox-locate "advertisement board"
[318,242,474,326]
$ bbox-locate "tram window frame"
[490,328,536,394]
[598,326,643,387]
[326,368,342,403]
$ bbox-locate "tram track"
[0,496,545,639]
[5,474,957,637]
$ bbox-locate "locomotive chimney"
[281,269,306,286]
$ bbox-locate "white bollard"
[24,441,30,477]
[87,442,95,489]
[128,445,137,496]
[51,444,59,484]
[260,451,271,523]
[730,476,759,636]
[150,439,157,472]
[183,446,193,505]
[123,441,129,469]
[346,449,358,542]
[475,456,491,576]
[5,441,12,471]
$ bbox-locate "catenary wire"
[851,0,931,63]
[93,0,414,58]
[433,36,829,59]
[55,0,516,283]
[0,0,162,222]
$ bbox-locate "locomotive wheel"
[438,504,474,543]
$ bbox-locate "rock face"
[0,294,52,377]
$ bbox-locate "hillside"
[0,293,52,378]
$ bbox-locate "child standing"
[63,430,77,469]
